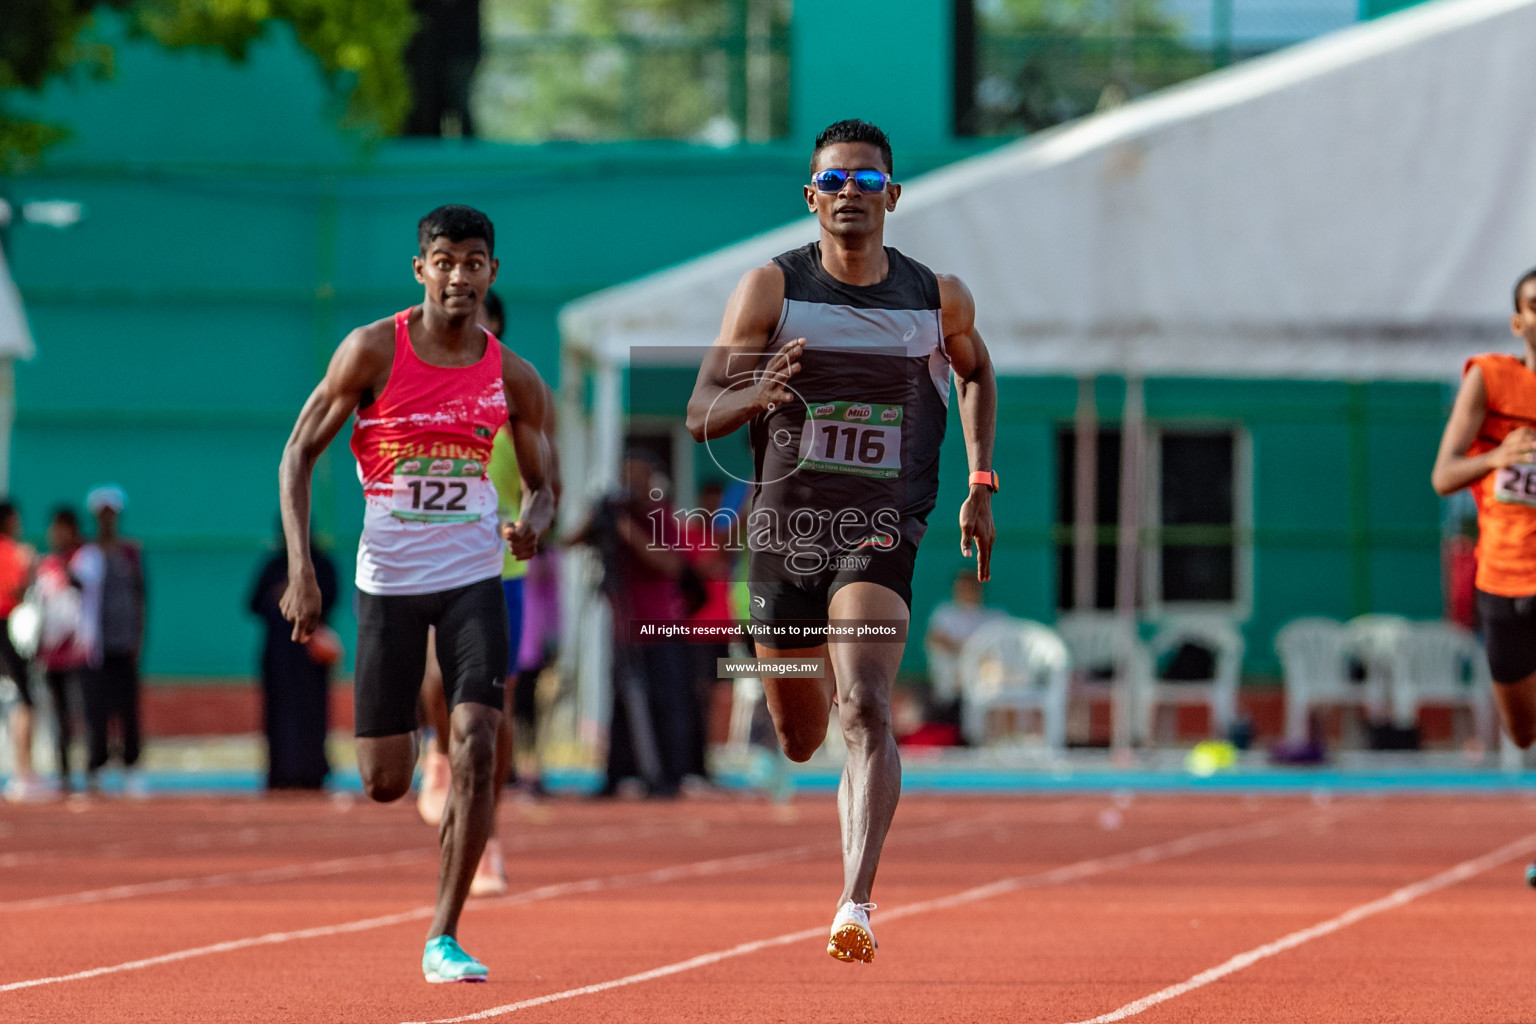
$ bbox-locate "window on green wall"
[1056,425,1249,612]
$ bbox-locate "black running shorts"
[354,576,509,738]
[1478,588,1536,685]
[746,543,916,651]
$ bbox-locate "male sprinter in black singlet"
[686,119,998,962]
[279,206,555,983]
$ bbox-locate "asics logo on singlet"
[902,326,917,342]
[754,595,766,609]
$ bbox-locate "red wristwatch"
[969,470,999,493]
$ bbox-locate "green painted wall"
[4,13,1449,684]
[5,14,988,678]
[791,1,952,149]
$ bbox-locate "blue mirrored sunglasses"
[811,169,890,194]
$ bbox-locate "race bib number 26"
[798,402,902,479]
[391,457,486,523]
[1495,463,1536,507]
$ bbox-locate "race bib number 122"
[798,402,902,479]
[391,457,486,523]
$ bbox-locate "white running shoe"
[416,749,450,827]
[469,838,508,897]
[827,901,878,963]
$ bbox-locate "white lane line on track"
[1062,828,1536,1024]
[399,809,1338,1024]
[0,822,678,912]
[0,811,1021,995]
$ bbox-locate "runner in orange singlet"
[1432,268,1536,752]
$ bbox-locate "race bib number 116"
[1495,462,1536,507]
[798,401,903,479]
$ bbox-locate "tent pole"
[1114,375,1145,747]
[1073,375,1098,611]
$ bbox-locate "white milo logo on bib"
[798,402,902,479]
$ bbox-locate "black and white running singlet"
[748,242,951,559]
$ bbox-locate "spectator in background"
[0,502,39,802]
[680,480,738,782]
[924,570,1005,716]
[249,522,339,790]
[403,0,482,137]
[81,486,146,794]
[571,451,696,798]
[512,546,559,798]
[35,507,101,796]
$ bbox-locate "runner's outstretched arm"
[686,265,802,442]
[939,274,997,582]
[1432,364,1536,496]
[279,324,392,641]
[501,349,556,560]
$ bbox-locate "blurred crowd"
[2,486,147,801]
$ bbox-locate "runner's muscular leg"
[826,581,907,907]
[357,733,417,803]
[757,643,836,763]
[431,699,501,939]
[1494,673,1536,748]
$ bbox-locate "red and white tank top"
[350,309,507,595]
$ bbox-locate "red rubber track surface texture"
[3,794,1536,1023]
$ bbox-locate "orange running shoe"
[827,901,877,963]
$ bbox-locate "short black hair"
[0,502,16,526]
[49,506,78,531]
[1516,267,1536,312]
[482,290,505,330]
[418,205,495,257]
[811,119,893,176]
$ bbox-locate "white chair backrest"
[959,619,1069,700]
[1274,617,1347,686]
[1148,616,1244,682]
[1403,620,1489,696]
[1055,611,1142,677]
[1342,614,1411,660]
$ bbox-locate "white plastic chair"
[1138,617,1244,745]
[1274,617,1353,742]
[1341,614,1414,727]
[957,619,1070,750]
[1055,611,1148,749]
[1400,621,1494,747]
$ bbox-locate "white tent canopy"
[0,244,35,497]
[0,245,34,362]
[562,0,1536,382]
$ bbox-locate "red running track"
[4,792,1536,1022]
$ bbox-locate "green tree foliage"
[971,0,1208,134]
[476,0,788,142]
[1,0,416,171]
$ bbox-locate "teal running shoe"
[422,935,489,984]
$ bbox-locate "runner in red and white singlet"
[351,307,507,595]
[278,206,555,984]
